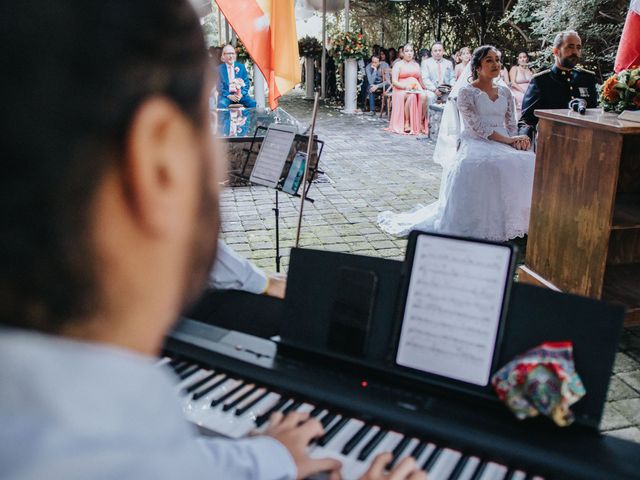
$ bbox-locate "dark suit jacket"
[217,61,251,100]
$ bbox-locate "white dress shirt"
[209,240,268,294]
[0,329,296,480]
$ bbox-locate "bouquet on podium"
[599,66,640,113]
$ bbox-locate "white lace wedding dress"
[378,84,535,241]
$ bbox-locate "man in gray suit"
[364,55,390,113]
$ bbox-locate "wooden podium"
[518,109,640,326]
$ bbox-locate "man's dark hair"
[471,45,499,80]
[0,0,208,332]
[431,41,444,50]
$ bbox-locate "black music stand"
[230,126,325,272]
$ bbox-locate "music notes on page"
[396,235,511,386]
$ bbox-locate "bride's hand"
[509,135,530,150]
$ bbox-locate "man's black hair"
[0,0,208,331]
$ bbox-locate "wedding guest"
[421,41,455,104]
[392,45,404,66]
[509,51,534,111]
[496,50,511,87]
[455,47,471,80]
[217,44,256,108]
[379,49,391,83]
[364,55,390,113]
[387,43,428,135]
[388,47,398,65]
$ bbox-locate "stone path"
[219,89,640,442]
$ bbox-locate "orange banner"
[216,0,301,109]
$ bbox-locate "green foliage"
[324,0,625,78]
[298,36,323,60]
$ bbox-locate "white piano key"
[297,402,316,414]
[155,356,172,367]
[478,462,508,480]
[176,369,214,395]
[426,448,462,480]
[316,418,364,455]
[344,429,399,480]
[415,442,437,468]
[396,438,419,463]
[508,470,527,480]
[455,456,481,480]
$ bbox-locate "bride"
[378,46,535,241]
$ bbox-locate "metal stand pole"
[274,189,281,273]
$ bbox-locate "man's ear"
[122,97,200,236]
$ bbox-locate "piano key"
[452,456,481,480]
[317,417,349,446]
[192,374,228,400]
[345,429,399,480]
[319,412,338,429]
[182,371,217,395]
[255,397,290,427]
[297,403,316,414]
[477,462,508,480]
[168,358,184,369]
[426,448,462,480]
[322,418,364,453]
[235,389,269,416]
[223,384,259,411]
[173,361,193,375]
[178,364,200,380]
[342,423,374,455]
[155,357,172,367]
[210,380,247,407]
[281,400,303,415]
[505,470,526,480]
[388,435,412,468]
[357,428,388,461]
[309,406,324,418]
[423,446,443,470]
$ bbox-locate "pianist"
[0,2,424,480]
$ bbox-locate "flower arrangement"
[298,36,322,60]
[331,32,369,65]
[599,66,640,113]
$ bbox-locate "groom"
[217,44,256,109]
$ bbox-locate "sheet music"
[250,125,296,188]
[396,235,511,386]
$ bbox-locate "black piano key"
[255,397,290,427]
[191,374,228,401]
[172,360,189,373]
[357,429,388,461]
[449,456,471,479]
[388,436,412,468]
[319,412,337,428]
[168,357,182,368]
[309,406,324,418]
[342,424,373,455]
[423,447,442,471]
[470,462,487,480]
[410,441,427,460]
[182,372,217,395]
[210,381,246,407]
[223,385,259,412]
[235,390,269,416]
[317,417,349,446]
[281,400,302,415]
[178,364,200,380]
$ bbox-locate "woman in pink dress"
[509,51,534,111]
[387,43,428,135]
[455,47,471,80]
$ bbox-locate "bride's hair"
[471,45,499,80]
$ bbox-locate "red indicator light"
[360,380,368,388]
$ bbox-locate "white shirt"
[209,240,268,294]
[421,57,455,91]
[0,329,296,480]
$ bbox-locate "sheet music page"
[396,235,511,386]
[250,125,296,188]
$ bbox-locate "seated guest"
[388,47,398,65]
[496,50,511,87]
[387,43,428,135]
[379,49,391,82]
[509,51,534,111]
[421,41,455,104]
[217,44,256,109]
[364,55,390,113]
[455,46,471,80]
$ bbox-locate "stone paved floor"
[220,89,640,442]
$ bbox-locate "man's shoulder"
[532,69,551,80]
[575,65,596,76]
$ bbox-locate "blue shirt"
[0,329,296,480]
